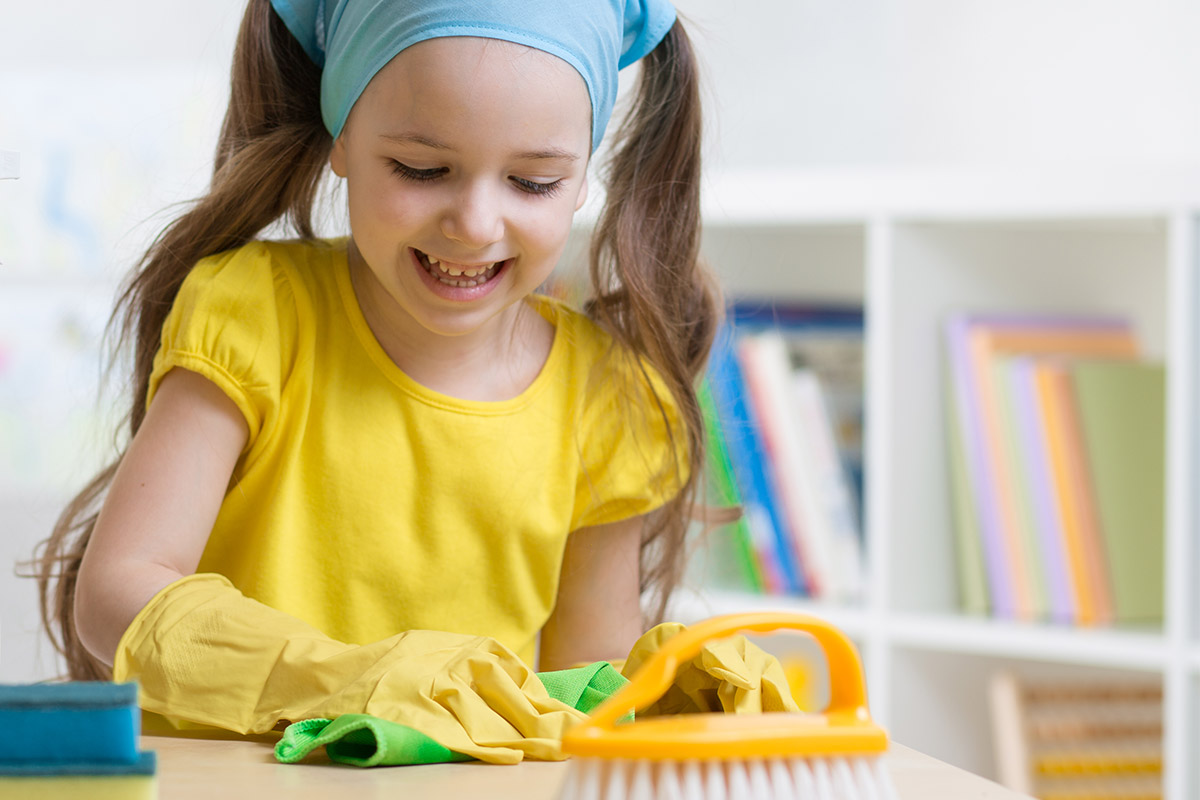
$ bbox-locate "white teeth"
[420,252,504,288]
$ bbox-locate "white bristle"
[601,757,628,800]
[831,757,856,797]
[767,758,798,800]
[682,760,705,798]
[559,755,897,800]
[790,757,817,798]
[811,758,835,800]
[851,758,880,800]
[658,762,686,800]
[747,759,773,800]
[726,758,752,799]
[629,760,654,800]
[704,759,727,800]
[565,757,601,800]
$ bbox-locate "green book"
[946,373,990,615]
[697,378,765,593]
[1071,361,1165,624]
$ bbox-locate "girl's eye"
[390,161,446,182]
[511,176,564,197]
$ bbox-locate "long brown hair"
[31,1,717,679]
[586,19,719,624]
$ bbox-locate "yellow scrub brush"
[558,612,897,800]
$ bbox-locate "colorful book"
[945,314,1137,620]
[705,324,802,594]
[737,332,827,596]
[1071,361,1166,624]
[696,378,766,593]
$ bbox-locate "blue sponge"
[0,683,140,766]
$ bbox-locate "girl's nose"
[440,182,504,248]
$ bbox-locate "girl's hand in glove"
[115,573,585,763]
[619,622,800,716]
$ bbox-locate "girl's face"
[331,36,592,342]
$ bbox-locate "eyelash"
[389,160,563,198]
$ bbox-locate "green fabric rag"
[274,660,628,767]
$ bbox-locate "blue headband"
[269,0,676,151]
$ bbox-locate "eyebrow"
[380,131,580,163]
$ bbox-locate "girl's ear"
[330,135,348,178]
[574,172,589,212]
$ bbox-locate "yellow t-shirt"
[147,238,684,667]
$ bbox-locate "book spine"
[697,377,766,593]
[944,370,991,615]
[972,328,1037,620]
[706,327,801,594]
[1036,363,1098,625]
[992,357,1049,619]
[947,317,1017,617]
[792,368,864,600]
[1054,368,1114,625]
[1010,358,1077,624]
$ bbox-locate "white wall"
[679,0,1200,169]
[4,1,1200,682]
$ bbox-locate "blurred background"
[5,1,1200,795]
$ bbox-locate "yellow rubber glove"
[620,622,801,716]
[113,573,587,763]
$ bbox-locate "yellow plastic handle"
[589,612,870,728]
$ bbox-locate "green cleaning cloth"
[275,660,628,767]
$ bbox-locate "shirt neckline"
[332,240,566,415]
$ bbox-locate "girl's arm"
[538,514,646,671]
[74,367,249,668]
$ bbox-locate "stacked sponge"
[0,682,156,799]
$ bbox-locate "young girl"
[32,0,736,760]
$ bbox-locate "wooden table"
[142,735,1033,798]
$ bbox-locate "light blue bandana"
[269,0,677,151]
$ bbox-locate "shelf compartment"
[880,217,1171,618]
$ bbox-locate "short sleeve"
[572,350,691,530]
[146,241,298,454]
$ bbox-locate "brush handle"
[590,612,870,729]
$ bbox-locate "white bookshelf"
[645,166,1200,798]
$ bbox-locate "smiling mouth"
[415,249,506,288]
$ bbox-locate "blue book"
[706,323,806,595]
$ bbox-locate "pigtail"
[28,0,332,679]
[587,19,721,624]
